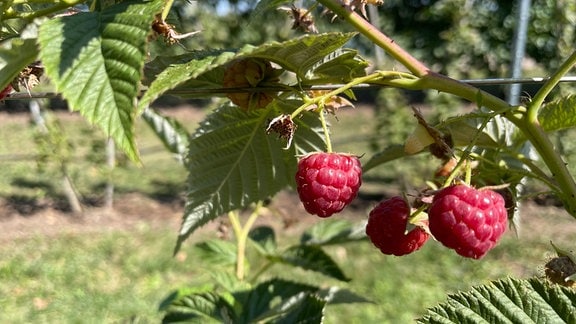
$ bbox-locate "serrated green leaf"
[539,94,576,132]
[175,102,325,252]
[317,286,373,305]
[444,119,500,148]
[141,107,189,161]
[139,49,234,110]
[362,144,407,173]
[139,33,358,109]
[300,219,366,246]
[0,23,39,90]
[194,239,237,266]
[161,291,236,323]
[306,48,368,82]
[249,225,277,255]
[273,293,325,324]
[280,245,350,282]
[38,0,163,163]
[235,32,358,78]
[418,277,576,323]
[233,278,319,323]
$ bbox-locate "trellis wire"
[3,76,576,100]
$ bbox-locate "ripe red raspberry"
[428,184,507,259]
[366,196,430,256]
[295,152,362,218]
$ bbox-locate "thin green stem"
[227,211,244,280]
[319,111,332,153]
[317,0,429,76]
[528,50,576,123]
[520,121,576,215]
[228,202,263,281]
[290,71,419,119]
[161,0,174,20]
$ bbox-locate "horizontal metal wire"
[3,76,576,100]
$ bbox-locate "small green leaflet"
[38,0,163,163]
[0,22,39,90]
[538,94,576,132]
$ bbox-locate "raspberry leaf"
[141,107,189,162]
[538,94,576,132]
[175,102,325,252]
[248,226,278,255]
[300,219,366,246]
[0,25,39,90]
[418,277,576,323]
[139,32,361,110]
[193,240,237,266]
[160,291,237,323]
[280,245,350,282]
[38,0,164,163]
[362,144,407,173]
[233,278,320,322]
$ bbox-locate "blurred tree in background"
[182,0,575,80]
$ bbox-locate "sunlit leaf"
[280,245,350,282]
[362,144,407,173]
[306,48,368,82]
[194,239,237,266]
[139,33,358,109]
[233,278,319,322]
[161,291,236,323]
[539,94,576,132]
[38,0,163,162]
[0,23,39,90]
[418,277,576,323]
[300,219,366,246]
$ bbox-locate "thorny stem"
[317,0,429,76]
[317,0,576,217]
[228,202,263,281]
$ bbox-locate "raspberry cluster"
[364,185,507,259]
[293,151,507,260]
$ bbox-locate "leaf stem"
[319,110,332,153]
[290,71,419,120]
[528,50,576,123]
[161,0,175,20]
[317,0,429,76]
[228,202,263,281]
